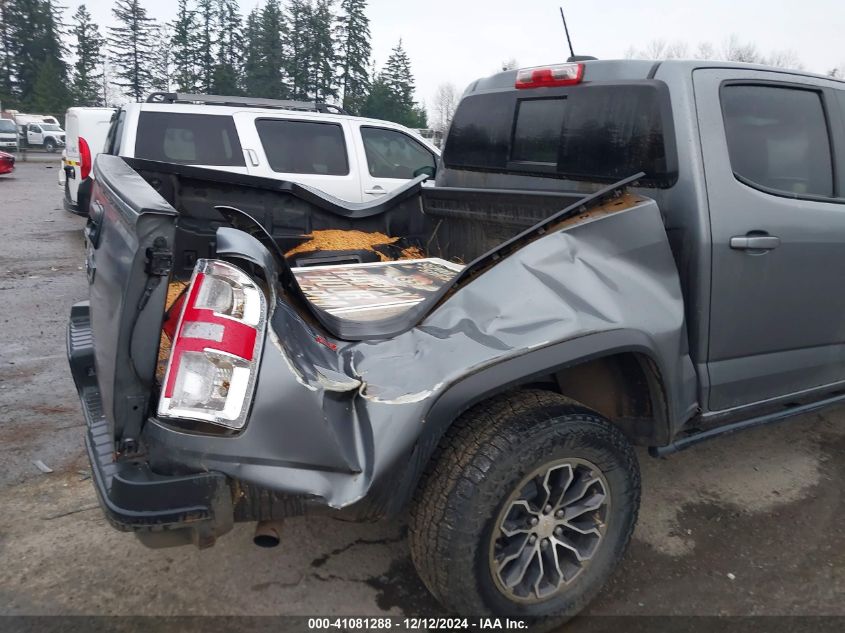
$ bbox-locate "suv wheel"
[409,389,640,621]
[44,138,56,153]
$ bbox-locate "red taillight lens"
[79,136,92,180]
[158,260,267,430]
[515,63,584,89]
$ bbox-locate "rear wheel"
[408,390,640,620]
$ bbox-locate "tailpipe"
[253,520,284,548]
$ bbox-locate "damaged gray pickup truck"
[68,59,845,619]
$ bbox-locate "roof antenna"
[559,6,575,59]
[559,6,597,62]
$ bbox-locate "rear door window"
[255,119,349,175]
[135,112,245,166]
[721,84,833,198]
[360,127,435,178]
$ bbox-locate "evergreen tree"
[335,0,370,113]
[108,0,156,101]
[32,57,69,113]
[211,62,239,95]
[0,2,15,109]
[259,0,287,98]
[171,0,199,92]
[195,0,217,92]
[150,24,173,92]
[309,0,337,102]
[362,40,425,127]
[70,5,104,106]
[362,73,393,119]
[382,39,414,111]
[216,0,241,67]
[213,0,241,94]
[241,7,265,97]
[285,0,313,100]
[5,0,69,110]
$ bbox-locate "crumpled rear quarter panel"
[145,197,695,516]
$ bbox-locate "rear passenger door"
[694,69,845,411]
[355,125,437,201]
[236,113,362,202]
[131,110,249,174]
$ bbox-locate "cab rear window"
[511,98,567,163]
[444,81,677,188]
[135,112,245,166]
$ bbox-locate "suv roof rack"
[145,92,351,116]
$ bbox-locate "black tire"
[408,389,640,620]
[44,138,56,153]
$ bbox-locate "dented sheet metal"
[145,191,697,512]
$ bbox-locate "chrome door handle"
[245,149,259,166]
[364,187,386,195]
[730,235,781,250]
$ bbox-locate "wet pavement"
[1,161,842,624]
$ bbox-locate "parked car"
[0,150,14,174]
[22,120,66,152]
[96,93,440,204]
[58,107,116,214]
[67,59,845,621]
[0,118,17,152]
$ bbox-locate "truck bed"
[127,158,590,280]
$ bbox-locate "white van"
[101,94,440,203]
[58,107,116,213]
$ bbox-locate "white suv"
[101,93,441,203]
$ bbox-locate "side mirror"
[413,164,436,180]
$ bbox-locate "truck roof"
[466,58,845,95]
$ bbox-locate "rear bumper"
[67,302,233,547]
[63,180,79,214]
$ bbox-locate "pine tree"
[5,0,69,110]
[71,5,104,106]
[108,0,156,102]
[213,0,241,95]
[309,0,337,102]
[32,57,69,113]
[195,0,217,92]
[362,40,424,127]
[382,39,414,111]
[285,0,313,100]
[150,24,173,93]
[171,0,199,92]
[362,73,394,119]
[216,0,241,67]
[259,0,287,99]
[241,7,265,97]
[335,0,370,113]
[0,2,15,108]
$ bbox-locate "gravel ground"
[0,161,843,625]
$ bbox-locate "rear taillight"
[158,259,267,430]
[79,136,92,180]
[515,62,584,89]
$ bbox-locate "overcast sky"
[77,0,845,109]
